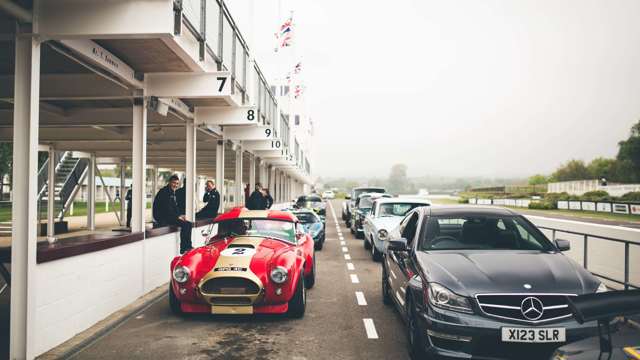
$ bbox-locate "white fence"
[548,180,640,197]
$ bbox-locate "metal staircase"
[37,152,90,221]
[0,152,93,236]
[0,151,91,237]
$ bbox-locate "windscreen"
[358,197,374,209]
[420,215,554,251]
[378,203,425,217]
[212,219,296,243]
[295,212,319,224]
[353,188,385,199]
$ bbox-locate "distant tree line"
[529,120,640,184]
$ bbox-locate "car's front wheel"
[288,274,306,318]
[407,297,429,360]
[305,256,316,289]
[381,264,392,306]
[371,240,382,261]
[314,238,323,251]
[364,236,372,250]
[169,283,182,316]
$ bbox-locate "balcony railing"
[177,0,279,129]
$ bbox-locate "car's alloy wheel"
[305,256,316,289]
[381,265,392,305]
[168,283,183,316]
[371,240,382,262]
[288,274,306,318]
[406,298,429,360]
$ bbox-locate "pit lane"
[72,200,409,360]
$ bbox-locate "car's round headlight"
[378,229,388,240]
[172,266,190,284]
[270,266,288,284]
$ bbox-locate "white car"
[321,190,335,199]
[362,198,431,261]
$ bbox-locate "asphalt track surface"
[74,200,410,360]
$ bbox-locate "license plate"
[501,327,565,343]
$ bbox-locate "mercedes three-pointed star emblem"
[520,296,544,321]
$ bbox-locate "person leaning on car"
[153,174,193,254]
[196,180,220,220]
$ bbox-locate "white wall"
[32,224,210,356]
[527,215,640,290]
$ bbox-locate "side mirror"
[555,239,570,252]
[388,238,408,252]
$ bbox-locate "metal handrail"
[539,225,639,290]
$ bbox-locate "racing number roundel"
[220,247,257,257]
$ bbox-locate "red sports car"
[169,208,316,318]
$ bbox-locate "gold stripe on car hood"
[198,236,265,305]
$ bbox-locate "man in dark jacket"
[175,178,186,215]
[125,188,132,228]
[247,183,267,210]
[153,175,193,253]
[264,188,274,209]
[196,180,220,220]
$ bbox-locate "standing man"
[125,187,132,228]
[247,183,267,210]
[196,180,220,220]
[175,178,186,215]
[153,175,193,253]
[264,188,274,209]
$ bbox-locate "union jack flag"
[275,15,294,49]
[294,62,302,74]
[294,85,305,99]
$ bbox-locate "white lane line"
[363,319,379,339]
[342,246,349,252]
[344,254,351,260]
[395,291,405,306]
[399,286,406,294]
[340,241,346,245]
[347,262,355,270]
[350,274,360,283]
[355,291,367,306]
[339,236,344,241]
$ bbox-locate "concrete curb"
[37,283,169,360]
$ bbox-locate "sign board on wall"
[630,204,640,215]
[596,203,612,212]
[477,199,492,205]
[612,203,629,214]
[569,201,582,210]
[581,202,596,212]
[493,199,505,205]
[558,201,569,210]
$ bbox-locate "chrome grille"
[209,297,253,306]
[201,277,260,296]
[475,293,576,323]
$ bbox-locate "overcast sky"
[229,0,640,179]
